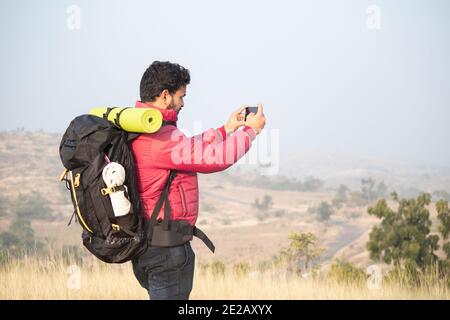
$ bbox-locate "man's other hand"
[224,105,247,134]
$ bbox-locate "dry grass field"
[1,252,448,300]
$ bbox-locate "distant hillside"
[230,149,450,194]
[0,130,66,206]
[1,130,449,268]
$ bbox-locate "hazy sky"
[1,0,449,167]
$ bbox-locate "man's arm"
[191,125,229,146]
[152,126,256,173]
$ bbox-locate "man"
[130,61,266,300]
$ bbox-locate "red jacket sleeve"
[152,126,257,173]
[191,125,228,146]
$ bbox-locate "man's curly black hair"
[140,61,190,102]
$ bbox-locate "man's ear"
[160,89,170,100]
[158,89,169,101]
[163,89,172,104]
[155,89,170,107]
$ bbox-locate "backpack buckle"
[73,173,81,188]
[101,186,124,195]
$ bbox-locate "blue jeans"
[132,241,195,300]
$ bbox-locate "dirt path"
[320,220,366,262]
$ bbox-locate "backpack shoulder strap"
[145,170,177,241]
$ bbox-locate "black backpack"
[59,113,215,264]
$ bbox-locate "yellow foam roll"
[89,107,163,133]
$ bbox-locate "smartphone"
[244,106,259,121]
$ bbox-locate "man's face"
[168,86,186,114]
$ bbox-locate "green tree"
[367,192,439,271]
[361,178,376,203]
[252,195,273,212]
[351,178,389,206]
[309,201,334,221]
[0,219,44,253]
[332,185,348,208]
[14,192,52,220]
[9,219,35,246]
[376,181,388,199]
[279,232,324,275]
[433,190,450,202]
[337,184,349,200]
[361,178,387,203]
[302,176,324,192]
[436,200,450,260]
[316,201,334,221]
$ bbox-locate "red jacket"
[130,101,257,225]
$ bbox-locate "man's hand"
[245,104,266,135]
[224,106,247,134]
